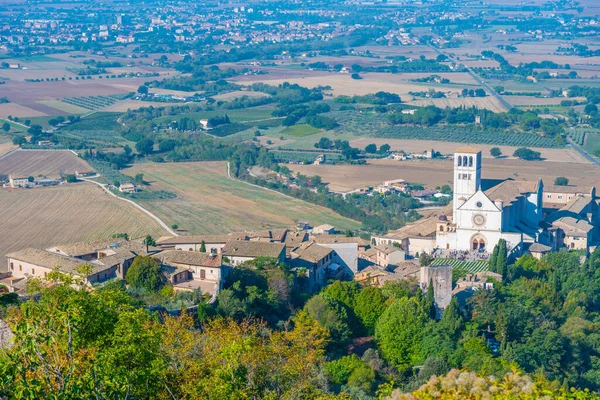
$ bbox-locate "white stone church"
[435,146,600,256]
[374,146,599,257]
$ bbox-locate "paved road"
[428,45,513,111]
[566,136,600,167]
[80,176,179,236]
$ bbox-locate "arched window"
[469,156,473,167]
[463,156,468,166]
[457,156,462,166]
[439,225,444,232]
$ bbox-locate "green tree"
[354,287,387,335]
[135,138,154,155]
[495,239,508,279]
[134,173,144,185]
[379,144,391,154]
[554,176,569,186]
[12,135,26,146]
[304,294,352,352]
[440,297,464,339]
[375,297,427,370]
[137,85,149,94]
[513,147,541,161]
[424,278,436,319]
[584,104,598,115]
[364,143,378,153]
[200,240,206,252]
[143,235,156,252]
[125,256,163,291]
[1,122,9,132]
[323,281,359,309]
[490,147,502,158]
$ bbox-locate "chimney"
[495,199,504,211]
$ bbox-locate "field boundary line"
[226,162,295,200]
[0,148,21,161]
[80,176,178,236]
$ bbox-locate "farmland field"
[0,150,93,178]
[234,72,479,97]
[0,183,167,257]
[347,138,588,163]
[0,136,17,157]
[280,124,322,137]
[288,157,600,193]
[37,99,90,114]
[124,161,360,234]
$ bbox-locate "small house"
[312,224,335,235]
[119,183,138,193]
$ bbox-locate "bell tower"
[453,147,482,220]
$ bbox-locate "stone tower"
[420,264,452,318]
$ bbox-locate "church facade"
[436,147,597,256]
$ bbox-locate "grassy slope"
[125,161,360,234]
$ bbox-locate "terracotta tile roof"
[544,185,593,195]
[382,217,438,240]
[159,250,223,268]
[374,244,401,254]
[222,241,285,258]
[47,238,128,256]
[552,216,593,237]
[484,179,539,205]
[173,279,218,295]
[310,235,369,246]
[6,248,112,275]
[157,234,245,245]
[529,243,552,253]
[560,196,593,214]
[291,241,333,263]
[455,146,481,154]
[389,261,420,279]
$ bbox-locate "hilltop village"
[3,148,599,321]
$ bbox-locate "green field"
[584,132,600,155]
[0,119,27,134]
[17,55,64,62]
[124,161,360,234]
[280,124,322,137]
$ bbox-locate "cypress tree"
[440,297,463,338]
[199,240,207,252]
[425,278,436,319]
[496,239,508,278]
[490,244,499,273]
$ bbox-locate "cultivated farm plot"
[61,95,121,111]
[0,135,17,157]
[124,161,360,234]
[235,72,475,97]
[0,183,167,257]
[288,156,600,193]
[280,124,322,137]
[430,258,489,273]
[38,99,90,114]
[0,150,92,178]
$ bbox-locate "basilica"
[436,147,600,256]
